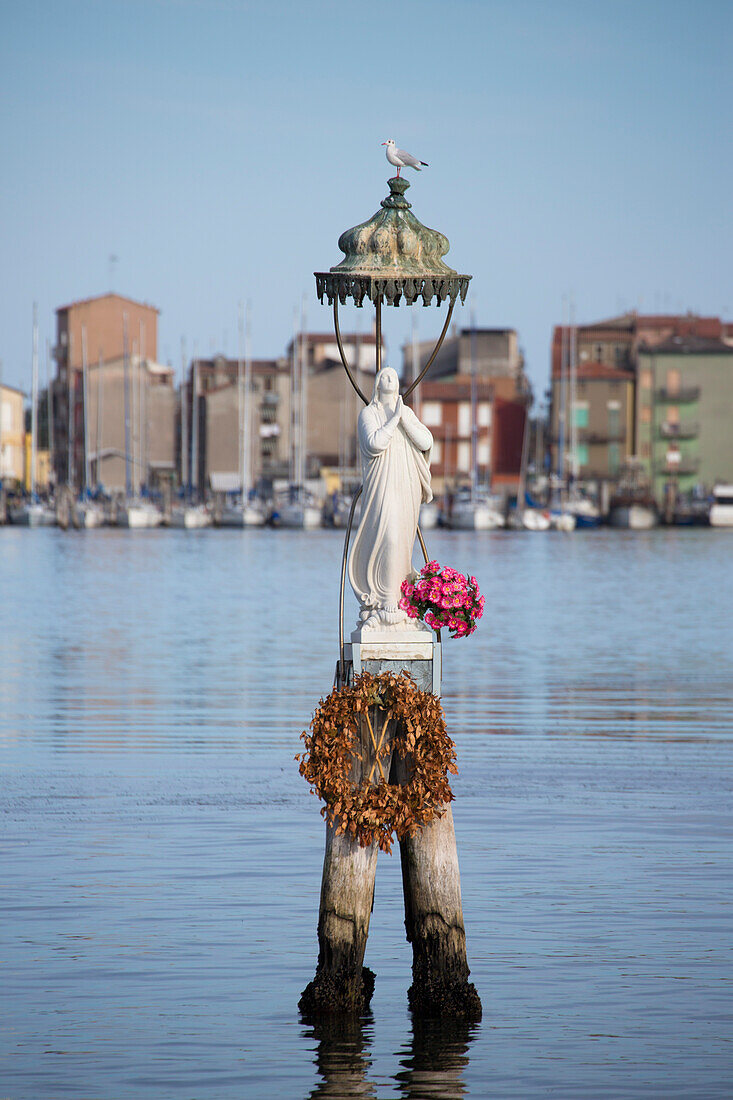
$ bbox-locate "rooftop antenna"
[109,254,118,291]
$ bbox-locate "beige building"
[404,326,527,392]
[52,293,164,489]
[80,355,176,493]
[286,331,381,473]
[193,355,292,492]
[0,383,25,485]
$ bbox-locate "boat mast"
[243,301,253,499]
[81,324,91,494]
[46,340,55,490]
[298,295,307,488]
[123,313,132,498]
[180,338,188,499]
[557,296,568,507]
[568,298,578,498]
[139,321,146,494]
[290,307,298,486]
[96,348,103,487]
[31,303,39,499]
[67,329,74,490]
[237,303,244,498]
[469,310,478,504]
[191,345,199,502]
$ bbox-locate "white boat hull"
[522,509,552,531]
[118,503,162,529]
[448,502,505,530]
[418,501,441,529]
[77,503,105,528]
[609,505,658,530]
[278,503,322,529]
[219,504,266,528]
[550,511,577,532]
[169,506,211,529]
[9,503,56,527]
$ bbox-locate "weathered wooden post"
[300,167,481,1020]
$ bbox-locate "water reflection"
[394,1016,477,1099]
[304,1015,377,1099]
[303,1013,477,1099]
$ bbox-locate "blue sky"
[1,0,731,402]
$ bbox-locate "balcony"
[655,386,700,403]
[658,420,699,440]
[578,428,626,444]
[656,456,700,477]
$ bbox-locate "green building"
[636,335,733,502]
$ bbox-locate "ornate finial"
[381,177,412,210]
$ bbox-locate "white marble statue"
[348,367,433,631]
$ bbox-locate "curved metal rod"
[402,296,456,400]
[333,299,369,406]
[338,484,364,684]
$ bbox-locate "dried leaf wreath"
[296,671,457,853]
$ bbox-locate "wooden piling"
[300,710,389,1016]
[392,750,482,1021]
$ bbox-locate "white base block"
[347,626,442,695]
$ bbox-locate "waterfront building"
[635,335,733,501]
[190,354,292,493]
[285,331,381,473]
[549,311,733,497]
[549,359,635,484]
[401,326,528,496]
[415,377,527,495]
[51,293,174,491]
[405,326,527,390]
[0,383,26,485]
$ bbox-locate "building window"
[609,443,620,475]
[640,369,652,389]
[608,405,620,438]
[431,440,443,464]
[477,440,490,465]
[640,406,652,423]
[457,441,470,472]
[667,405,679,425]
[458,402,471,436]
[477,402,491,428]
[572,402,589,428]
[576,443,589,467]
[640,442,651,458]
[666,368,680,395]
[421,401,442,427]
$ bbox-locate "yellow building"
[0,383,25,485]
[23,436,51,492]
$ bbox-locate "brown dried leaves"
[296,672,457,853]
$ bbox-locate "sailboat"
[276,303,321,529]
[10,305,55,526]
[219,304,266,528]
[170,352,211,529]
[446,319,505,530]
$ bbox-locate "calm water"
[1,527,732,1099]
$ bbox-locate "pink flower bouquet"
[399,561,485,639]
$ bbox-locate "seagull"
[381,138,428,177]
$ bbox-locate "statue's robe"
[349,401,432,619]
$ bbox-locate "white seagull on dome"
[381,138,429,177]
